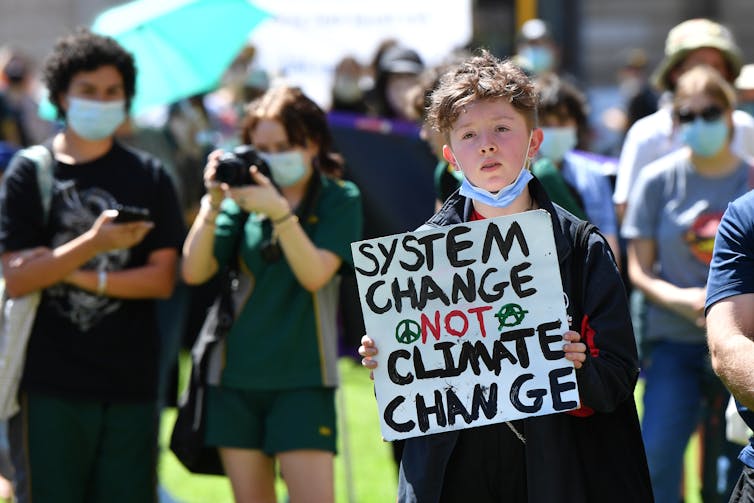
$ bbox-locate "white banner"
[351,210,580,441]
[249,0,472,107]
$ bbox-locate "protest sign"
[350,210,580,441]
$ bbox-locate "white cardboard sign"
[350,210,580,440]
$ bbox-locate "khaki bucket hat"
[651,18,743,91]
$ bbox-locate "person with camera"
[182,85,362,503]
[0,29,185,503]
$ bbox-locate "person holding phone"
[0,28,184,503]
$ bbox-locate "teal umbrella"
[91,0,270,115]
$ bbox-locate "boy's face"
[442,98,542,193]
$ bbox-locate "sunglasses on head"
[676,105,724,124]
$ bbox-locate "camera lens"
[215,152,253,186]
[234,145,271,179]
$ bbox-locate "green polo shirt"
[213,175,362,390]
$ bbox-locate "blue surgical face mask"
[538,126,577,163]
[259,151,308,187]
[66,97,126,140]
[679,117,728,157]
[457,133,534,208]
[518,46,554,75]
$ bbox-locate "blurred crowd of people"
[1,12,754,503]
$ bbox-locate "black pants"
[730,464,754,503]
[439,421,527,503]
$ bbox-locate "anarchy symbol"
[495,303,528,329]
[395,319,421,344]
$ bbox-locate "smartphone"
[113,204,152,223]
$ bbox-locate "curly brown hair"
[43,28,136,120]
[426,49,538,139]
[240,86,344,178]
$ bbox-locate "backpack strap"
[17,145,54,222]
[570,220,597,330]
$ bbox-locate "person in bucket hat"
[614,18,753,219]
[651,18,743,92]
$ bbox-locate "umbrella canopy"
[91,0,270,115]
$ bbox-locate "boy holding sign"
[358,50,652,502]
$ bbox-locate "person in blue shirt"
[706,189,754,502]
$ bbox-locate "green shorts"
[10,391,158,503]
[205,386,337,455]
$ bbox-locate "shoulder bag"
[170,215,252,475]
[0,145,54,420]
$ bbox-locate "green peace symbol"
[495,303,528,329]
[395,319,421,344]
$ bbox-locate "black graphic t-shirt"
[0,141,185,402]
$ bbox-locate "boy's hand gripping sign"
[350,210,580,441]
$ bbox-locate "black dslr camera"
[214,145,271,187]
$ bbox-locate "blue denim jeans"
[641,340,731,502]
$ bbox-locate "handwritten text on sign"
[350,210,580,440]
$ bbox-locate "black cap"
[378,45,424,75]
[3,56,28,82]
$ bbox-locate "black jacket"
[397,177,653,502]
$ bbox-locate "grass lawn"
[158,366,708,503]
